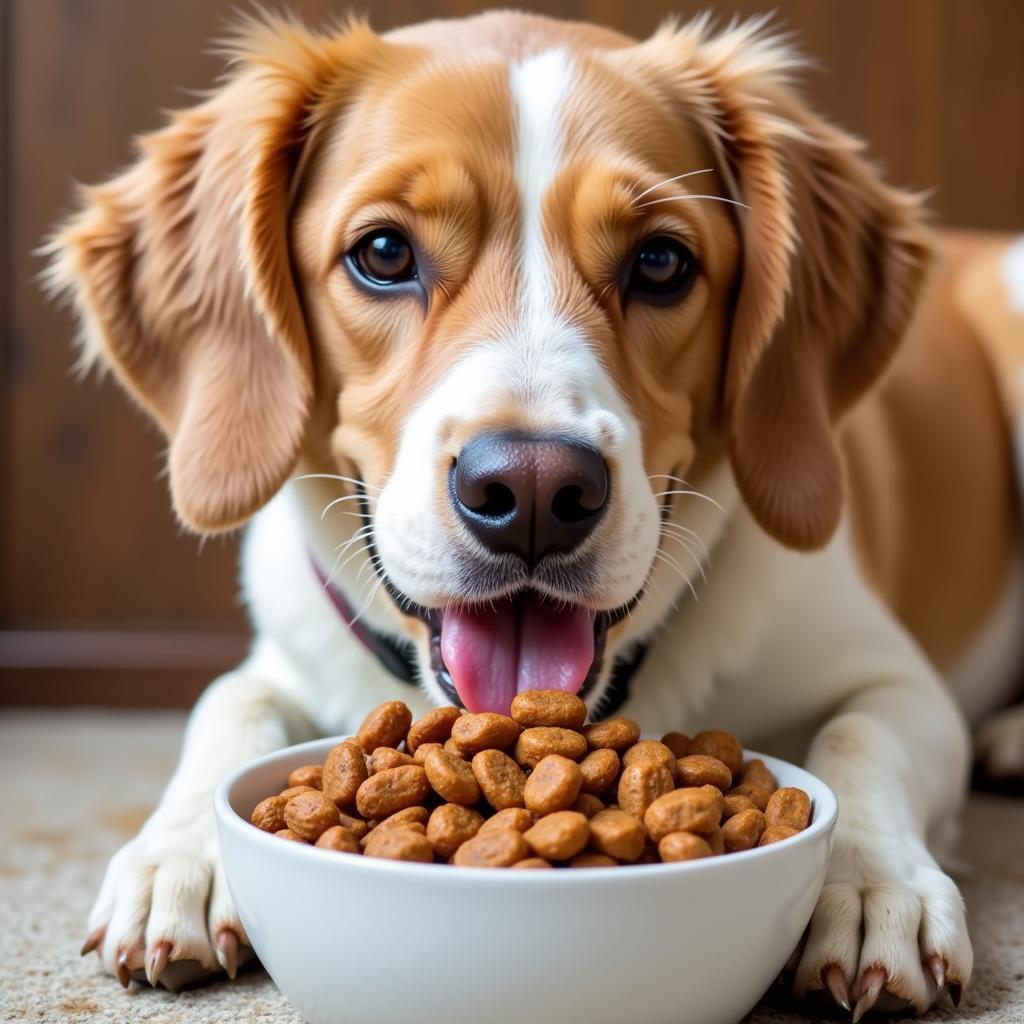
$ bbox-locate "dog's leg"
[82,639,317,989]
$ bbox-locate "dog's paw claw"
[822,963,852,1013]
[949,979,963,1007]
[80,927,105,958]
[214,928,239,980]
[927,954,946,993]
[145,940,172,988]
[852,966,886,1022]
[115,946,143,989]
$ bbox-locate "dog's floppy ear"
[629,19,932,549]
[44,16,381,533]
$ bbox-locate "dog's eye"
[348,229,417,286]
[627,236,697,301]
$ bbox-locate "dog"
[46,9,1024,1017]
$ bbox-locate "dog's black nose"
[451,432,609,564]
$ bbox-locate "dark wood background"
[3,0,1023,707]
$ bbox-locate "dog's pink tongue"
[440,595,595,714]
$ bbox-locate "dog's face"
[48,13,929,714]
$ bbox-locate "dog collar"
[311,554,643,716]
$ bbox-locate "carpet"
[1,709,1022,1024]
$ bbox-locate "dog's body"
[49,10,1024,1017]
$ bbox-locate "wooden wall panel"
[3,0,1022,705]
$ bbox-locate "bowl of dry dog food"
[214,692,838,1024]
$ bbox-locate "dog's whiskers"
[631,167,713,204]
[653,549,699,604]
[652,488,724,512]
[635,194,749,212]
[659,530,708,584]
[660,521,709,561]
[293,472,382,493]
[320,493,374,520]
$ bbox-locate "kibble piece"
[571,793,606,819]
[515,727,588,768]
[356,700,413,754]
[578,748,620,795]
[453,828,529,868]
[524,811,590,861]
[510,689,588,729]
[622,740,678,779]
[677,754,733,792]
[728,783,772,812]
[279,785,318,800]
[274,828,307,843]
[617,762,675,819]
[315,825,361,854]
[658,831,713,862]
[451,712,521,754]
[589,808,646,862]
[251,795,288,833]
[444,738,469,758]
[722,793,759,821]
[722,808,767,852]
[696,784,727,818]
[759,824,799,846]
[570,852,618,868]
[689,730,743,775]
[413,742,445,765]
[287,765,323,790]
[322,741,369,809]
[472,749,527,810]
[738,758,778,792]
[479,807,535,834]
[284,790,341,842]
[427,803,485,859]
[406,706,462,754]
[644,788,722,841]
[355,765,431,819]
[336,811,370,840]
[705,826,725,855]
[582,717,642,752]
[364,827,434,862]
[661,731,691,758]
[765,788,812,831]
[424,748,481,806]
[369,747,415,774]
[368,806,430,834]
[511,857,553,869]
[524,755,583,815]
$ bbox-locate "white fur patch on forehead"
[510,49,573,311]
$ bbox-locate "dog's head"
[46,12,929,714]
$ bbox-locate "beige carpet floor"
[1,709,1022,1024]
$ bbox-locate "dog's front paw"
[793,831,973,1019]
[81,813,249,990]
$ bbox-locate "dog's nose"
[451,432,609,563]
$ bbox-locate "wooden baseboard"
[0,629,251,707]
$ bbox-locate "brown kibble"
[689,730,743,775]
[251,795,288,833]
[274,828,307,843]
[722,793,758,821]
[722,808,767,852]
[284,790,341,842]
[728,783,772,812]
[578,748,620,795]
[739,758,778,792]
[406,706,462,754]
[444,737,469,758]
[510,689,588,729]
[524,755,583,815]
[336,811,370,840]
[315,826,361,854]
[453,828,529,868]
[472,749,527,810]
[356,700,413,754]
[676,754,733,792]
[322,741,369,809]
[369,747,415,774]
[511,857,553,869]
[524,811,590,861]
[355,765,430,819]
[765,788,812,831]
[658,831,713,862]
[287,765,323,791]
[589,808,647,862]
[570,852,617,868]
[622,740,678,780]
[617,762,675,819]
[643,788,722,841]
[413,742,445,765]
[364,827,434,862]
[706,826,725,856]
[451,713,521,754]
[424,748,481,806]
[479,807,535,834]
[661,731,691,758]
[571,793,606,819]
[427,803,485,859]
[514,727,588,768]
[582,717,641,752]
[368,806,430,834]
[759,824,799,846]
[279,785,318,800]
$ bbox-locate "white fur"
[1001,234,1024,313]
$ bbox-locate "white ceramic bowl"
[215,738,837,1024]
